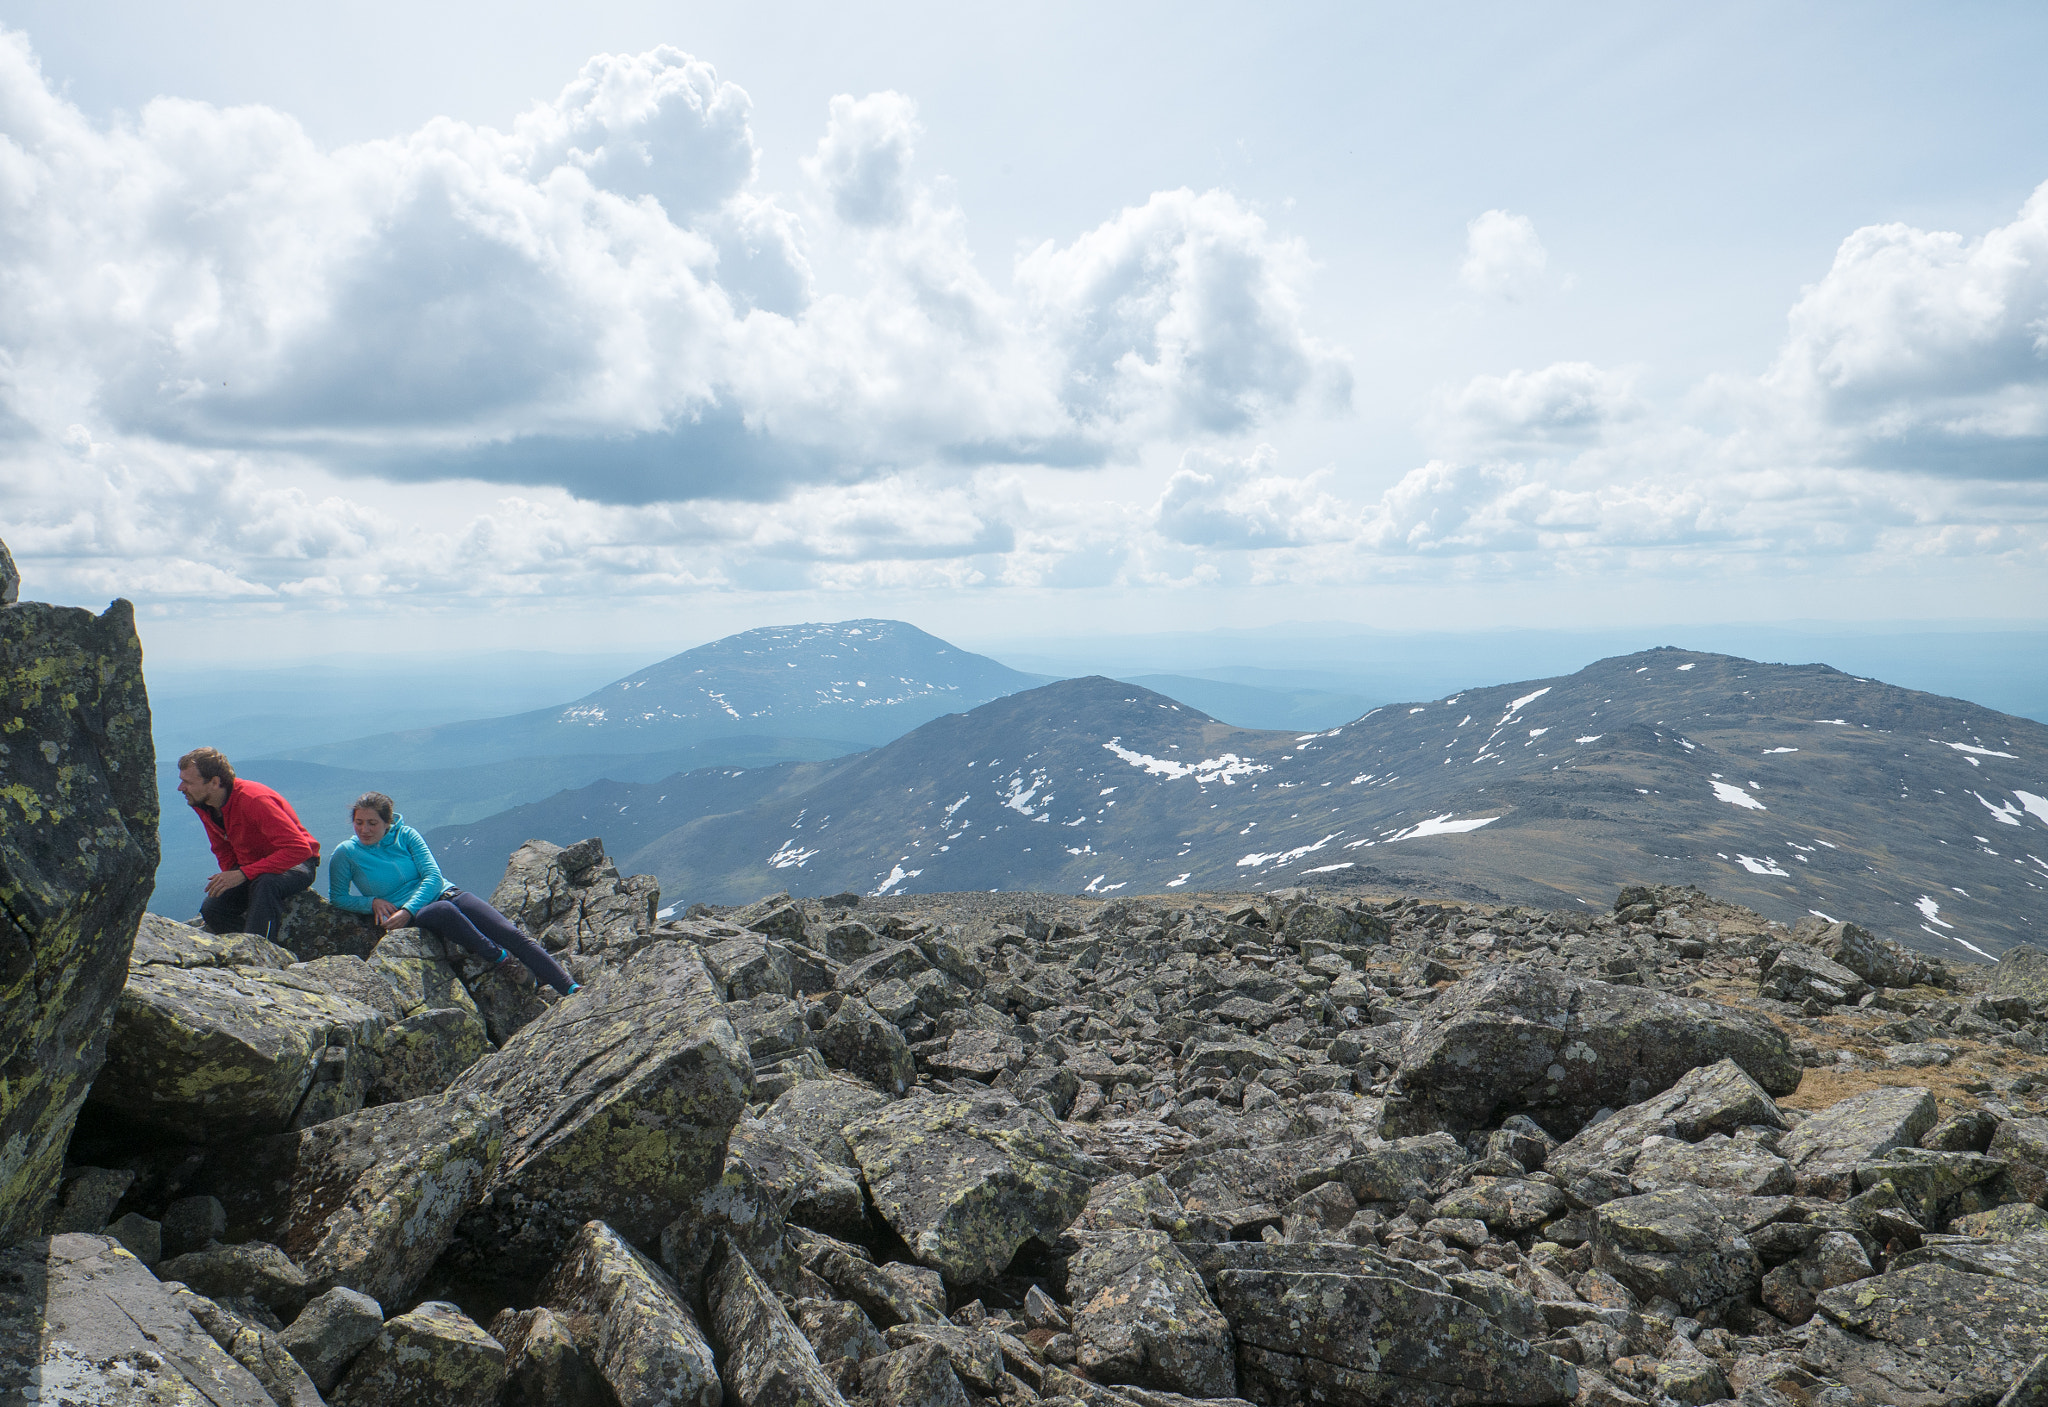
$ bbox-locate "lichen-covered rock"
[789,1228,947,1329]
[539,1220,721,1407]
[1989,1115,2048,1206]
[1591,1188,1762,1322]
[0,1233,274,1406]
[1988,945,2048,1006]
[1546,1057,1788,1182]
[1759,946,1869,1005]
[845,1087,1100,1284]
[1381,965,1800,1138]
[1326,1132,1467,1204]
[286,955,403,1022]
[1778,1085,1938,1198]
[860,1340,971,1407]
[170,1284,326,1407]
[1067,1229,1235,1398]
[364,927,485,1020]
[449,940,751,1278]
[728,1111,869,1240]
[1625,1133,1794,1196]
[157,1240,314,1319]
[371,1006,492,1103]
[817,997,916,1096]
[133,913,295,971]
[1815,921,1925,990]
[711,1244,851,1407]
[1757,1230,1872,1324]
[92,955,387,1139]
[50,1164,135,1233]
[279,1286,385,1393]
[330,1301,504,1407]
[767,1075,893,1166]
[1217,1266,1579,1407]
[1435,1178,1570,1234]
[1817,1263,2048,1403]
[795,1297,888,1366]
[278,892,381,961]
[491,836,661,982]
[209,1088,503,1308]
[0,586,158,1243]
[491,1306,612,1407]
[660,1145,796,1301]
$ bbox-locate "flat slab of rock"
[210,1088,503,1307]
[1548,1057,1789,1181]
[1779,1084,1938,1198]
[1217,1266,1579,1407]
[0,1233,274,1406]
[1818,1262,2048,1403]
[541,1220,721,1407]
[846,1087,1101,1284]
[0,1237,272,1400]
[711,1243,850,1407]
[93,959,386,1139]
[0,593,158,1243]
[450,941,751,1277]
[1382,965,1800,1138]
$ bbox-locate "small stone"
[330,1301,505,1407]
[103,1211,162,1265]
[163,1194,229,1255]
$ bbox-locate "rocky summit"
[14,555,2048,1406]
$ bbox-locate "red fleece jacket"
[194,778,320,877]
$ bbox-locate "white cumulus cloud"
[1458,209,1550,300]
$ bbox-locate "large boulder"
[0,582,158,1243]
[278,892,381,961]
[1546,1057,1790,1181]
[0,1233,273,1405]
[91,928,388,1139]
[209,1089,504,1307]
[491,836,661,978]
[1380,964,1801,1138]
[845,1087,1101,1284]
[1591,1188,1763,1322]
[1759,946,1869,1006]
[540,1220,722,1407]
[1067,1229,1236,1397]
[1815,921,1926,990]
[449,941,752,1278]
[1817,1263,2048,1403]
[1779,1085,1938,1199]
[1217,1263,1579,1407]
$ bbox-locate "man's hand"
[204,868,247,898]
[378,906,413,931]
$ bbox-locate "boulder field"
[15,570,2048,1406]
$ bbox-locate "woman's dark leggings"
[415,888,575,994]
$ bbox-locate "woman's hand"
[370,898,396,925]
[378,905,413,931]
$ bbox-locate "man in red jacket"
[176,746,321,941]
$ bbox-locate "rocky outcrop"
[538,1219,721,1407]
[91,922,389,1139]
[1381,964,1801,1138]
[0,1233,274,1405]
[207,1088,504,1307]
[491,836,661,985]
[0,570,158,1242]
[449,940,752,1278]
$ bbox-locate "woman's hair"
[177,747,235,783]
[351,791,394,824]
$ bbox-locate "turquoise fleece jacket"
[327,816,449,916]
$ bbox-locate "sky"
[3,1,2047,665]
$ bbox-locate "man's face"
[178,764,226,808]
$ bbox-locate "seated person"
[328,791,579,996]
[176,747,319,941]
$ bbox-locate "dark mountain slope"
[431,648,2048,958]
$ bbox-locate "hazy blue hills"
[430,648,2048,960]
[275,620,1046,771]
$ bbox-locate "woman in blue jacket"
[329,791,578,995]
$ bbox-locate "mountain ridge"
[429,647,2048,959]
